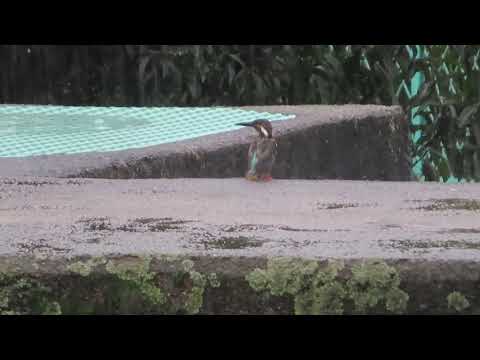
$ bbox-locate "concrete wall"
[0,105,411,180]
[2,178,480,314]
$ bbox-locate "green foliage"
[398,45,480,182]
[2,44,480,181]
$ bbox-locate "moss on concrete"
[415,198,480,212]
[295,261,346,315]
[0,255,221,315]
[447,291,470,312]
[178,258,216,314]
[246,258,409,315]
[89,256,220,314]
[0,274,62,315]
[101,256,222,314]
[105,256,167,307]
[5,255,479,315]
[184,285,205,314]
[207,273,221,288]
[181,259,195,272]
[68,257,107,277]
[246,258,347,315]
[347,260,409,314]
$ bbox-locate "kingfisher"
[236,119,277,182]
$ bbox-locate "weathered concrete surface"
[0,105,411,181]
[1,177,480,314]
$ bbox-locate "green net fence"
[0,105,295,157]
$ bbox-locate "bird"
[236,119,277,182]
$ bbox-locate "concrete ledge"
[1,177,480,314]
[0,105,410,180]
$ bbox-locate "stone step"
[0,105,410,180]
[1,177,479,314]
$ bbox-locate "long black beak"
[236,122,255,127]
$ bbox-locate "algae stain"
[414,198,480,211]
[202,236,263,250]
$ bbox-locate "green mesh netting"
[0,105,295,157]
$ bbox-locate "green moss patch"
[447,291,470,312]
[0,256,223,315]
[0,274,62,315]
[347,261,409,314]
[246,258,409,315]
[2,255,479,315]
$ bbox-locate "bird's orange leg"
[259,175,273,182]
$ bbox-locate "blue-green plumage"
[249,151,258,173]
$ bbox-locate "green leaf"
[438,157,451,181]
